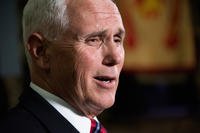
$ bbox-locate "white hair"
[22,0,69,63]
[23,0,68,43]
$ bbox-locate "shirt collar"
[30,82,94,133]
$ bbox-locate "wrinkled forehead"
[68,0,118,11]
[68,0,120,20]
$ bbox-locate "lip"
[93,75,117,89]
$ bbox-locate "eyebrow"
[116,28,126,37]
[83,28,125,39]
[83,30,107,39]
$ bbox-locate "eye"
[114,36,123,45]
[85,36,103,47]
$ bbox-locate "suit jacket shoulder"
[0,88,79,133]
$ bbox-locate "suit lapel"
[19,88,79,133]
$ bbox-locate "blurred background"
[0,0,199,133]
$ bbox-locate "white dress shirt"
[30,82,96,133]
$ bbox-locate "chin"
[103,89,117,106]
[83,95,116,117]
[98,94,116,109]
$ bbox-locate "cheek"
[121,48,125,66]
[75,47,99,74]
[117,47,125,70]
[74,47,99,97]
[50,48,75,83]
[74,46,97,78]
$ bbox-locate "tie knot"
[90,119,107,133]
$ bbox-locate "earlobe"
[27,33,50,70]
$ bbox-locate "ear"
[27,33,50,70]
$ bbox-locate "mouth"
[94,76,115,83]
[93,76,116,89]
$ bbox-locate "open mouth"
[94,76,115,83]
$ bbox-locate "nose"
[102,42,124,67]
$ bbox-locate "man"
[0,0,125,132]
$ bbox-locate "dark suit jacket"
[0,88,79,133]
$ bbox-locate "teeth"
[95,76,113,83]
[103,80,110,83]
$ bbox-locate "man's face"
[49,0,125,117]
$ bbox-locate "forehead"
[68,0,119,13]
[67,0,123,35]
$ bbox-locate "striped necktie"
[90,119,107,133]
